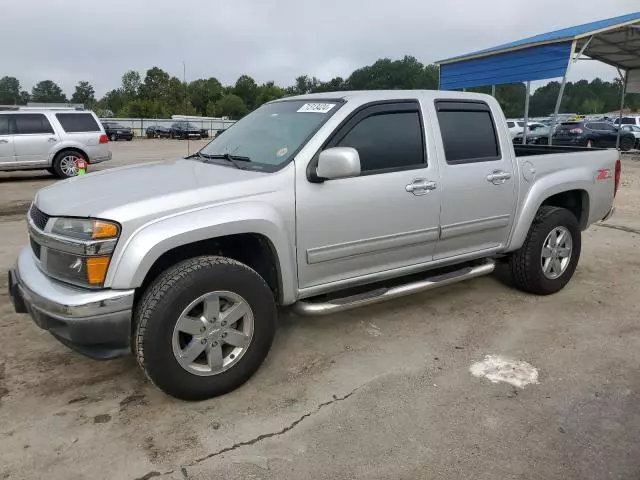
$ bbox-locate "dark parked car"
[553,121,636,151]
[200,128,209,139]
[146,125,172,138]
[169,122,202,139]
[102,121,134,141]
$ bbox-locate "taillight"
[99,134,109,144]
[614,159,622,197]
[569,128,583,134]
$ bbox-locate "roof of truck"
[281,90,495,103]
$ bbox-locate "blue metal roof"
[439,42,573,90]
[438,12,640,64]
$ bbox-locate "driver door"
[295,101,441,290]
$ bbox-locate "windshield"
[199,100,341,171]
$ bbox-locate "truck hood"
[35,159,274,222]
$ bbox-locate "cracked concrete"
[1,146,639,479]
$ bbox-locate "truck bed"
[514,144,595,157]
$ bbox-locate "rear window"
[621,117,637,125]
[507,121,515,128]
[436,101,500,165]
[56,113,100,133]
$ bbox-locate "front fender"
[506,167,593,251]
[105,202,297,304]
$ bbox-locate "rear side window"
[506,121,515,128]
[14,114,54,135]
[335,111,424,173]
[621,118,636,125]
[56,113,100,133]
[0,115,9,135]
[436,101,500,165]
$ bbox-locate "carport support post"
[523,81,531,144]
[616,69,628,149]
[548,41,578,146]
[491,85,496,97]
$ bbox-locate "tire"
[134,256,276,400]
[52,150,85,178]
[46,167,56,175]
[126,137,133,141]
[508,206,581,295]
[620,136,634,152]
[110,134,117,142]
[586,139,596,148]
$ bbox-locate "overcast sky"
[2,0,639,97]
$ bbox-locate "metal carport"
[436,12,640,146]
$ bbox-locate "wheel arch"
[106,203,297,304]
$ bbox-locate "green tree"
[31,80,67,103]
[19,91,30,105]
[0,76,21,105]
[346,56,437,90]
[70,81,95,106]
[100,89,126,115]
[139,67,171,102]
[188,77,222,115]
[206,100,219,117]
[255,81,285,106]
[215,94,248,119]
[313,77,346,93]
[234,75,259,109]
[121,70,142,100]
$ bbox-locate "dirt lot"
[1,142,640,480]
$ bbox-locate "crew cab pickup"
[9,91,620,400]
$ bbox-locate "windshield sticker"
[277,147,288,157]
[297,103,336,114]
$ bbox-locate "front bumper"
[8,247,135,359]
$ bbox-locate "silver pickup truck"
[9,91,620,400]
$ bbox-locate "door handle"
[0,139,8,144]
[486,170,511,185]
[48,138,58,143]
[406,179,437,195]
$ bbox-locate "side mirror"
[315,147,361,181]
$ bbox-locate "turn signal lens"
[92,221,119,239]
[86,256,110,285]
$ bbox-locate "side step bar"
[292,259,495,316]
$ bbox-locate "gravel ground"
[0,142,639,480]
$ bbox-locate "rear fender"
[506,167,593,251]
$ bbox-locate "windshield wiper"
[194,152,251,170]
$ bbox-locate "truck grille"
[30,237,41,259]
[29,205,50,230]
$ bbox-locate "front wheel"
[134,256,276,400]
[508,206,581,295]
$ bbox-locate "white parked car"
[506,120,526,138]
[620,124,640,149]
[612,116,640,128]
[0,108,112,178]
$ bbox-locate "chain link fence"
[99,116,236,138]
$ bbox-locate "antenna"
[183,60,189,156]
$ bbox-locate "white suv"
[0,108,112,178]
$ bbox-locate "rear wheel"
[620,136,634,152]
[52,150,85,178]
[586,139,596,148]
[508,206,581,295]
[110,133,117,142]
[134,256,276,400]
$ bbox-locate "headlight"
[37,217,120,288]
[51,218,119,241]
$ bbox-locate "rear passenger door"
[12,114,58,165]
[0,114,15,165]
[432,100,516,259]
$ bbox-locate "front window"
[198,100,341,171]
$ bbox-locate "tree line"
[0,56,638,119]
